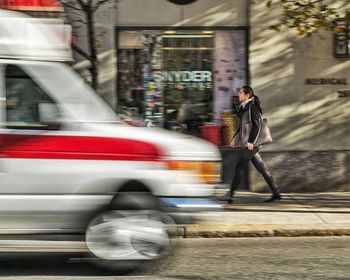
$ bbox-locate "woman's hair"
[241,85,263,114]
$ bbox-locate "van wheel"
[85,192,174,273]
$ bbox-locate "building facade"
[76,0,350,192]
[249,0,350,192]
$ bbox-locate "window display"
[117,29,247,139]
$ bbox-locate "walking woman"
[229,86,281,203]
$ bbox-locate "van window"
[5,65,59,130]
[22,62,118,122]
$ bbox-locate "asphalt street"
[0,237,349,279]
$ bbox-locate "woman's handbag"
[256,118,273,146]
[246,106,273,146]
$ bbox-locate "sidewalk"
[184,191,350,238]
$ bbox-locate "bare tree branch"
[71,24,84,29]
[93,0,112,12]
[61,0,120,89]
[71,23,84,28]
[76,0,88,10]
[70,19,88,25]
[65,10,84,18]
[72,43,92,61]
[60,1,84,11]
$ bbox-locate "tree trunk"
[86,5,98,90]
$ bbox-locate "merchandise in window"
[117,29,247,142]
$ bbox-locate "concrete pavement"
[183,191,350,238]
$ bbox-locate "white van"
[0,9,221,271]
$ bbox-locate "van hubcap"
[85,210,171,261]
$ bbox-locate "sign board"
[153,70,212,89]
[305,78,347,85]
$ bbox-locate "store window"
[117,29,247,137]
[334,18,350,58]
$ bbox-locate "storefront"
[71,0,350,191]
[116,27,248,142]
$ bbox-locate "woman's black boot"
[264,193,282,202]
[227,190,234,204]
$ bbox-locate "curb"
[182,224,350,238]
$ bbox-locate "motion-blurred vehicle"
[0,9,221,272]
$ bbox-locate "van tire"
[85,192,173,274]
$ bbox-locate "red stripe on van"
[0,134,162,161]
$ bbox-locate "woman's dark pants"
[229,147,259,198]
[251,152,280,196]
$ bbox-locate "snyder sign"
[153,71,212,89]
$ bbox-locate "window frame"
[4,64,61,131]
[115,26,250,131]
